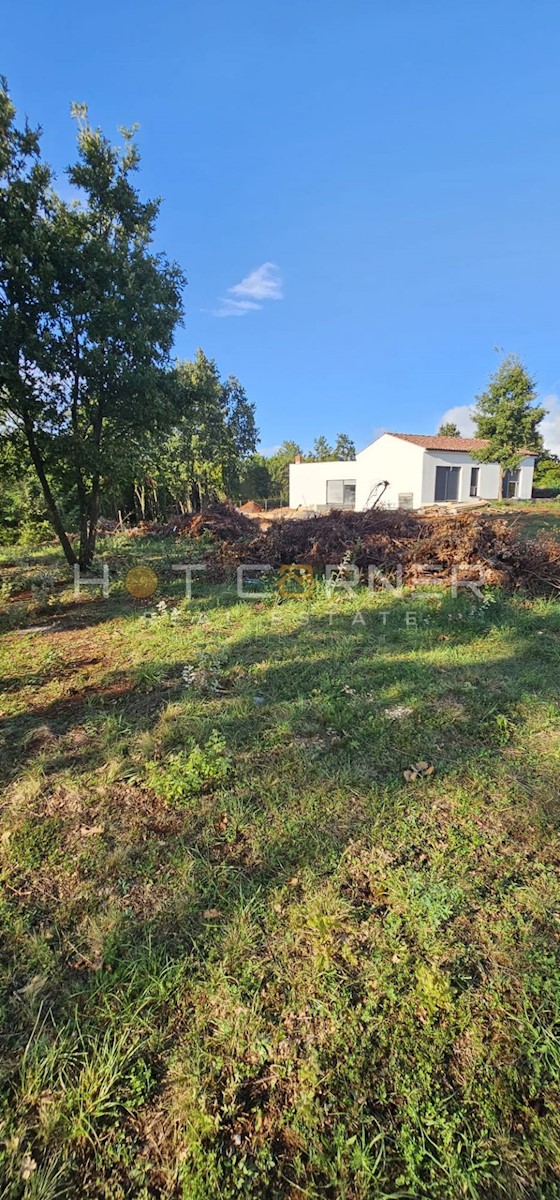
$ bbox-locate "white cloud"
[436,405,476,436]
[213,262,283,318]
[230,262,283,301]
[541,394,560,456]
[212,298,262,318]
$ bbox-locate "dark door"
[435,466,447,502]
[435,465,459,502]
[447,467,459,500]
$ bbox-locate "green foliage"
[0,79,185,567]
[145,732,231,804]
[473,355,546,470]
[437,421,461,437]
[254,433,357,504]
[127,350,257,516]
[333,431,356,459]
[533,452,560,491]
[0,442,44,544]
[239,454,272,502]
[307,433,357,462]
[267,440,302,501]
[0,438,80,546]
[311,435,333,461]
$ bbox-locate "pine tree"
[333,432,356,459]
[312,435,333,461]
[472,356,545,471]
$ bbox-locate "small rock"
[404,761,435,782]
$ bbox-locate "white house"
[288,433,536,512]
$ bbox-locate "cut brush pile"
[236,508,560,595]
[138,503,560,595]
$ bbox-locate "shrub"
[145,732,231,804]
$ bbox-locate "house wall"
[517,457,536,499]
[355,434,424,510]
[288,442,536,510]
[288,460,356,509]
[421,451,536,504]
[421,451,499,504]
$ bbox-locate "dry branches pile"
[143,504,560,595]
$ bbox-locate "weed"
[145,731,232,804]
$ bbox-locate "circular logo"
[124,566,158,598]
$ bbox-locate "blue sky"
[4,0,560,453]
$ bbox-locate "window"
[326,479,356,508]
[470,467,479,497]
[502,469,520,499]
[434,465,460,502]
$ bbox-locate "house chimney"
[294,454,302,464]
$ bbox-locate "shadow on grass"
[2,589,559,771]
[2,592,560,1194]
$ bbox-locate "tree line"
[239,432,356,508]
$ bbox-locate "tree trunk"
[79,395,104,567]
[80,474,100,568]
[23,418,77,566]
[70,351,90,568]
[76,478,89,566]
[134,483,146,521]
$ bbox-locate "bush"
[145,732,231,804]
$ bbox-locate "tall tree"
[472,356,545,472]
[437,421,461,437]
[133,350,257,513]
[268,440,302,501]
[222,373,259,497]
[239,454,272,503]
[0,78,74,559]
[333,432,356,460]
[312,435,333,461]
[176,352,230,509]
[0,82,186,566]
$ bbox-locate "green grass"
[1,538,560,1197]
[488,498,560,541]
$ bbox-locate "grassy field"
[1,537,560,1198]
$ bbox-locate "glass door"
[435,465,460,502]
